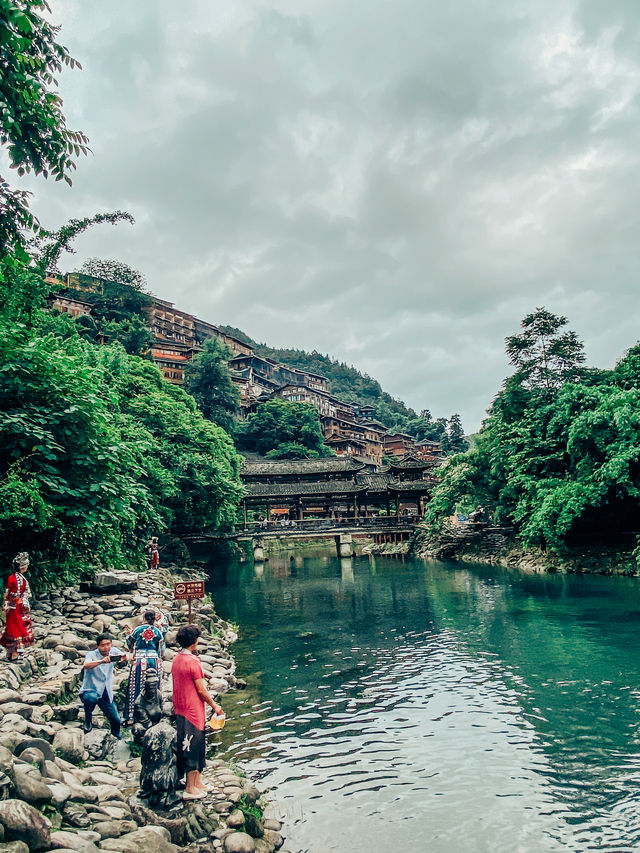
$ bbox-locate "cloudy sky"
[23,0,640,430]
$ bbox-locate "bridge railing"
[234,516,421,534]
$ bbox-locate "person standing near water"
[0,552,34,661]
[171,624,224,799]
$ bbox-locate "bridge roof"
[245,480,367,498]
[242,457,365,477]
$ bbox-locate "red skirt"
[0,604,34,651]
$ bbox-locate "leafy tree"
[423,310,640,556]
[101,315,154,356]
[78,257,147,291]
[183,339,240,432]
[446,414,468,454]
[505,307,585,391]
[0,0,88,253]
[236,399,333,458]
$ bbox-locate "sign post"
[173,580,205,624]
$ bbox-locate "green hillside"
[219,325,467,449]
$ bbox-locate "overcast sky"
[23,0,640,430]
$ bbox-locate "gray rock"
[263,820,282,832]
[12,765,52,804]
[48,830,101,851]
[0,704,32,720]
[89,572,139,594]
[0,747,13,778]
[14,737,55,761]
[48,781,73,807]
[98,826,178,853]
[0,691,21,704]
[92,820,136,839]
[226,810,245,828]
[0,799,51,850]
[53,728,84,764]
[16,746,45,771]
[0,842,30,853]
[223,832,256,853]
[43,759,64,781]
[62,801,90,828]
[0,716,27,735]
[262,829,284,850]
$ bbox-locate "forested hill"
[218,326,467,448]
[219,325,418,426]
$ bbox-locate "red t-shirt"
[171,651,205,730]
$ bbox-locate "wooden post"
[188,599,192,624]
[353,495,358,519]
[243,500,248,527]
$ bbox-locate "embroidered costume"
[0,568,33,655]
[124,622,163,723]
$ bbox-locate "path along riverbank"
[0,566,287,853]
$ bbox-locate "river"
[203,550,640,853]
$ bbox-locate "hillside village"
[46,272,445,472]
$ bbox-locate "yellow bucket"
[208,713,226,731]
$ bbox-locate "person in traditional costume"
[145,537,160,570]
[123,609,163,724]
[0,552,34,661]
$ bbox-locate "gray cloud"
[24,0,640,430]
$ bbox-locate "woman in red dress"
[0,552,34,660]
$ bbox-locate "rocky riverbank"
[410,523,639,576]
[0,566,287,853]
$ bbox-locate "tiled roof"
[242,457,365,476]
[245,480,367,498]
[389,455,434,470]
[388,479,433,492]
[356,473,392,491]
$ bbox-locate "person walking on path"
[145,537,160,570]
[0,552,34,661]
[171,624,224,800]
[80,634,129,736]
[123,609,163,725]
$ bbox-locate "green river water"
[203,551,640,853]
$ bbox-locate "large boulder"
[87,572,139,594]
[48,831,101,851]
[0,799,51,850]
[0,842,30,853]
[98,826,178,853]
[223,833,256,853]
[53,728,84,765]
[11,765,52,805]
[14,738,55,762]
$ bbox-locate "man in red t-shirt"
[171,624,224,799]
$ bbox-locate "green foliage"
[236,399,334,458]
[35,212,135,273]
[0,261,243,586]
[184,339,240,432]
[0,0,88,252]
[425,311,640,555]
[505,307,586,391]
[78,257,147,291]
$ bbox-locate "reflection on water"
[203,552,640,853]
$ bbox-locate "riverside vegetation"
[413,308,640,573]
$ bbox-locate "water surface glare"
[205,553,640,852]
